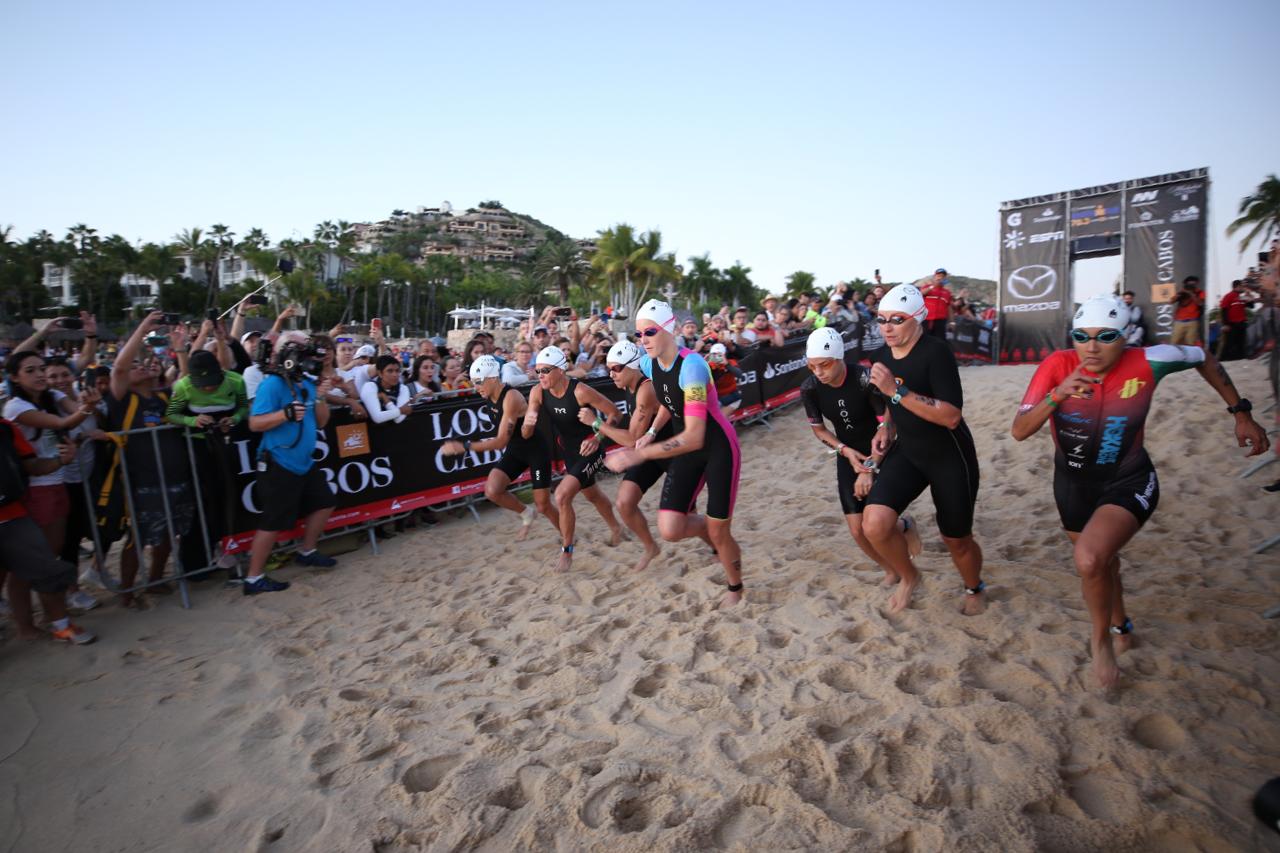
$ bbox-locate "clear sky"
[3,0,1276,302]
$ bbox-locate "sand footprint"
[402,754,462,795]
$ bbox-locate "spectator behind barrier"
[408,354,442,400]
[742,311,786,348]
[501,341,536,385]
[360,355,412,424]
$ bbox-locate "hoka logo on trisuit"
[1119,378,1145,399]
[1096,416,1127,464]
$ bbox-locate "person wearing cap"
[521,345,624,570]
[1011,295,1269,688]
[705,343,744,415]
[802,327,923,587]
[588,339,675,571]
[358,355,413,424]
[441,355,560,541]
[165,349,249,576]
[920,269,953,340]
[862,284,985,616]
[604,299,746,608]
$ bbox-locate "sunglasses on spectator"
[535,366,559,375]
[1070,329,1123,344]
[335,337,354,343]
[874,315,912,326]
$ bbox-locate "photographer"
[14,311,99,375]
[1170,275,1205,345]
[165,350,248,576]
[243,333,338,595]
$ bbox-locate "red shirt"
[1220,290,1246,324]
[0,418,35,523]
[924,285,953,321]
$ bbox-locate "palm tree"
[784,270,816,298]
[682,253,722,305]
[722,262,754,308]
[239,228,270,252]
[533,239,589,304]
[590,225,681,318]
[1227,175,1280,254]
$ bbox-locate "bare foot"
[607,526,625,547]
[516,522,533,542]
[1113,632,1135,654]
[901,513,923,558]
[557,550,573,572]
[880,570,901,588]
[633,544,661,572]
[960,590,987,616]
[886,576,918,613]
[1090,636,1121,688]
[717,589,743,609]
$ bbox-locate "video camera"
[269,339,326,382]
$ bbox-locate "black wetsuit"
[540,378,605,487]
[866,334,979,538]
[489,385,551,489]
[801,363,883,515]
[621,377,673,494]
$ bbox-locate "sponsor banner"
[1122,180,1208,343]
[1069,191,1123,239]
[220,329,863,547]
[999,201,1069,364]
[947,317,994,364]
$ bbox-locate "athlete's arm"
[1193,349,1270,456]
[520,386,542,439]
[447,389,523,454]
[868,360,962,429]
[575,382,623,427]
[637,358,712,460]
[1011,359,1095,441]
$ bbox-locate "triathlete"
[522,346,624,570]
[585,339,672,571]
[441,356,559,542]
[863,284,984,616]
[1011,295,1270,688]
[801,326,922,586]
[605,300,745,608]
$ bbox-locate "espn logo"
[336,423,370,458]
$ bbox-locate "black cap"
[188,350,224,388]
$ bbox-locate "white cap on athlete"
[535,345,568,369]
[879,284,926,320]
[468,354,502,383]
[806,326,845,359]
[635,298,676,331]
[606,339,642,367]
[1071,296,1127,331]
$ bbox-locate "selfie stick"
[215,273,285,322]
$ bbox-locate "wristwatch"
[890,385,907,406]
[1227,398,1252,414]
[861,457,879,474]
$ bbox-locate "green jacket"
[164,371,248,434]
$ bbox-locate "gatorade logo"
[1119,378,1145,399]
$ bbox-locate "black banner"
[1069,191,1123,239]
[1122,179,1208,344]
[948,316,994,364]
[999,201,1069,364]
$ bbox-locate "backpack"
[0,421,31,509]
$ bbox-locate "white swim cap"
[879,284,926,320]
[606,339,642,367]
[636,299,676,331]
[535,345,568,369]
[806,326,845,359]
[468,354,501,383]
[1072,296,1127,331]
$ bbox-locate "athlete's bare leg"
[484,470,533,539]
[1068,529,1134,658]
[1069,505,1140,688]
[582,483,624,546]
[706,517,742,608]
[554,476,584,571]
[531,487,560,537]
[615,481,660,571]
[942,534,985,616]
[846,513,920,586]
[862,505,919,613]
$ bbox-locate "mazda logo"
[1006,264,1057,300]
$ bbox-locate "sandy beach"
[2,358,1278,853]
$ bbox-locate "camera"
[271,340,325,381]
[246,293,268,306]
[162,312,181,326]
[277,259,295,274]
[254,337,275,368]
[555,306,573,317]
[57,317,84,330]
[145,333,168,347]
[206,308,220,321]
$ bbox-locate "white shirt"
[501,361,533,385]
[339,364,375,395]
[243,364,266,399]
[359,380,411,424]
[3,392,67,487]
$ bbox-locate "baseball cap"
[935,267,947,275]
[355,344,377,359]
[188,350,224,388]
[535,345,568,369]
[606,339,642,367]
[806,327,844,359]
[469,354,502,383]
[240,331,262,346]
[708,342,728,360]
[1072,296,1126,331]
[635,299,676,331]
[880,284,927,320]
[533,324,549,334]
